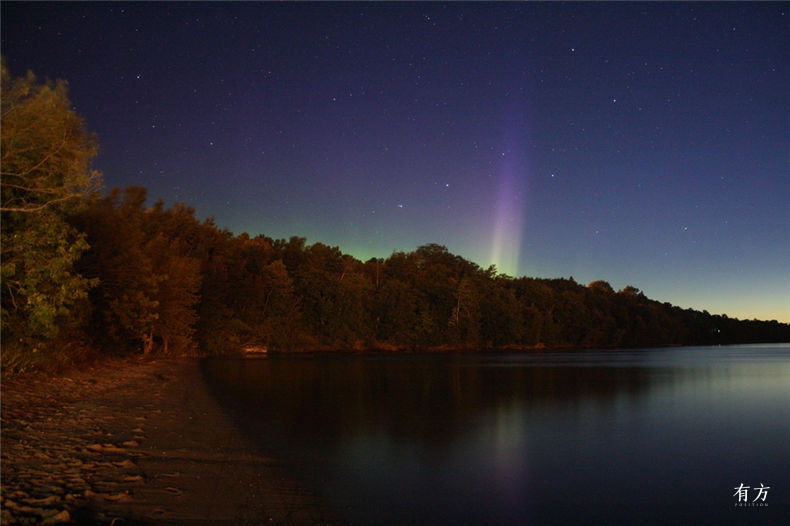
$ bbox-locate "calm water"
[202,345,790,525]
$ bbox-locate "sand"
[1,356,342,525]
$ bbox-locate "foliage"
[16,179,790,367]
[1,61,101,371]
[71,187,203,355]
[1,61,102,214]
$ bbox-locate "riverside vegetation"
[3,61,789,374]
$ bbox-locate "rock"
[103,491,133,502]
[86,443,127,454]
[40,509,70,525]
[112,459,137,469]
[26,495,60,506]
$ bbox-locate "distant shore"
[1,356,341,525]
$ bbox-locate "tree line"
[3,63,789,372]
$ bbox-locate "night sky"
[3,2,788,322]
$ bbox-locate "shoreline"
[1,356,341,525]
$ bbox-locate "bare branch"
[1,193,82,213]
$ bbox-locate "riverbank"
[1,356,341,525]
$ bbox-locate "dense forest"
[3,63,789,372]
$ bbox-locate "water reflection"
[205,354,662,444]
[203,345,790,525]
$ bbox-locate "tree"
[1,61,101,369]
[374,275,420,346]
[73,187,207,355]
[73,187,159,352]
[1,60,101,213]
[2,215,95,338]
[587,280,614,295]
[143,234,201,355]
[479,276,523,347]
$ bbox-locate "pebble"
[40,510,70,525]
[2,358,338,526]
[1,358,169,525]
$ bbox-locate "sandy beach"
[1,356,341,525]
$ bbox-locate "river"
[202,344,790,524]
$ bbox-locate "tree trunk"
[143,329,154,355]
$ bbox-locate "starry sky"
[3,2,788,322]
